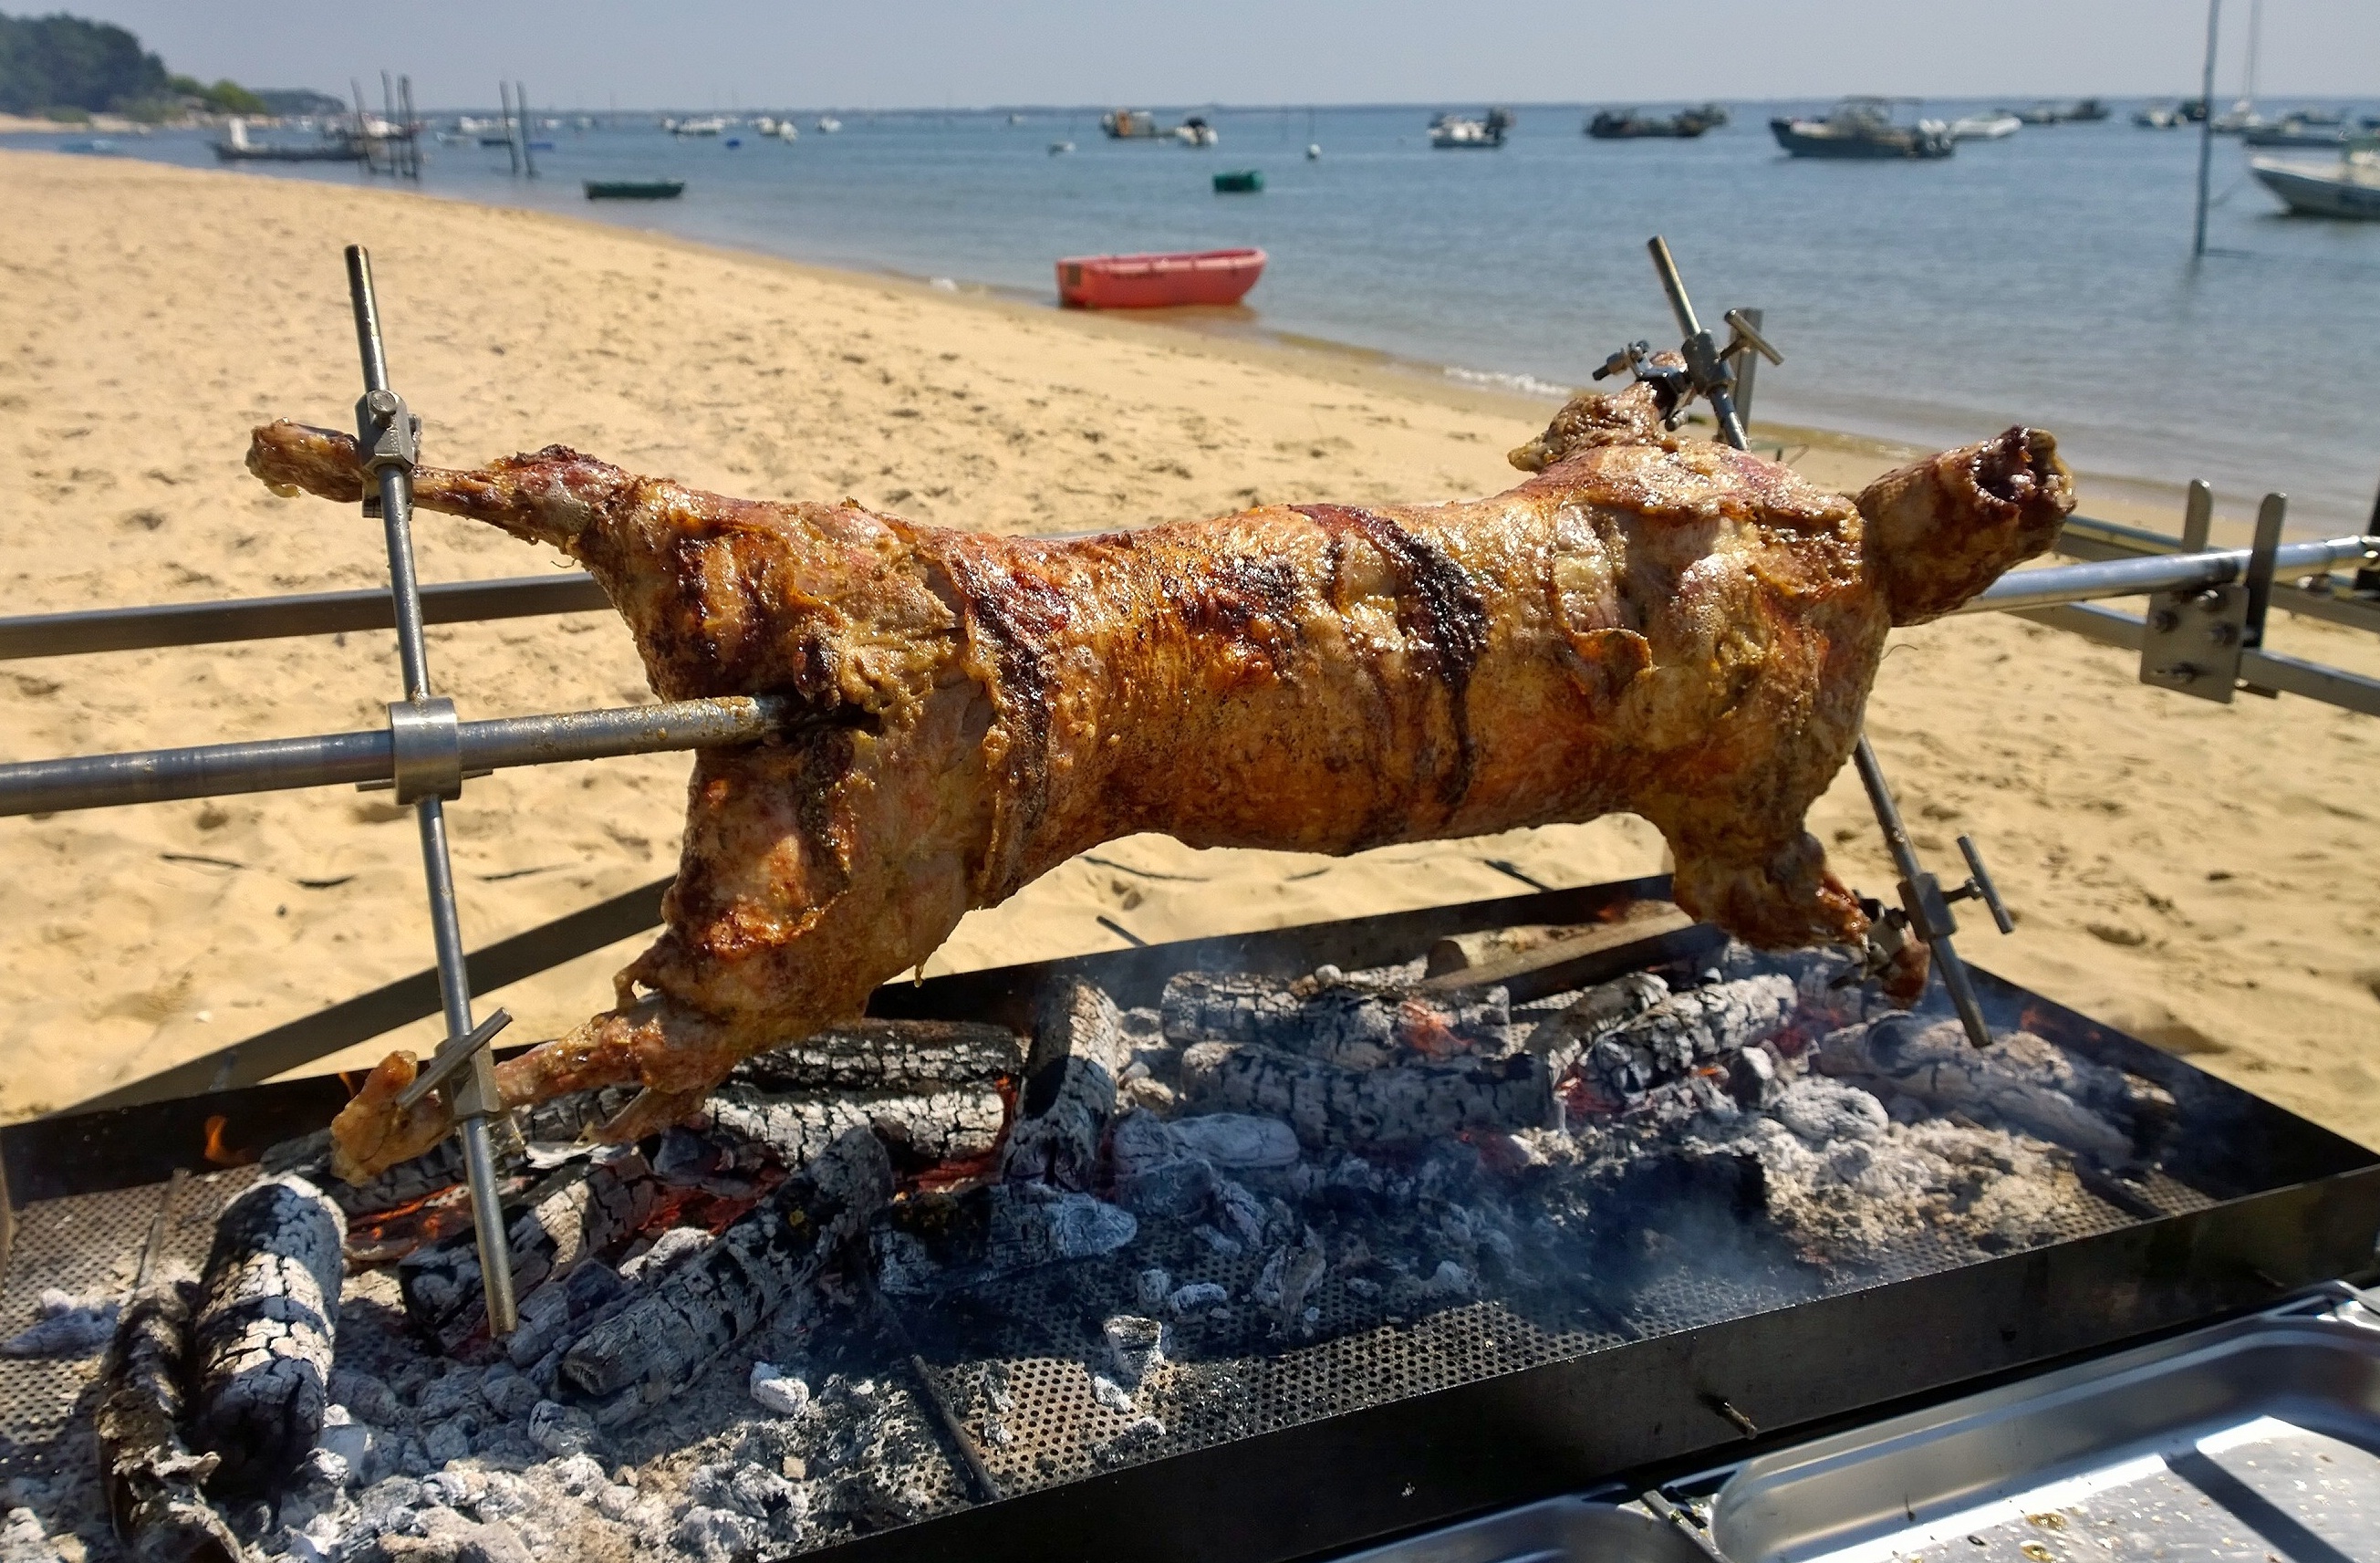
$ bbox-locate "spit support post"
[345,244,519,1337]
[1629,235,2009,1048]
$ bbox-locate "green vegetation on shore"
[0,9,317,121]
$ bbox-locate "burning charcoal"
[1101,1315,1169,1385]
[1161,971,1511,1065]
[703,1081,1006,1172]
[1569,974,1797,1106]
[729,1018,1025,1094]
[1252,1229,1326,1333]
[1524,971,1670,1075]
[1110,1110,1216,1217]
[1170,1112,1301,1169]
[0,1288,119,1359]
[1814,1018,2169,1162]
[1729,1045,1782,1110]
[879,1183,1138,1285]
[93,1276,245,1563]
[559,1130,892,1424]
[504,1257,629,1371]
[1180,1042,1553,1150]
[399,1150,660,1352]
[998,975,1130,1190]
[189,1174,345,1496]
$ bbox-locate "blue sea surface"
[15,101,2379,530]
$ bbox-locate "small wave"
[1442,365,1575,400]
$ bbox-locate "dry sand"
[1,151,2374,1144]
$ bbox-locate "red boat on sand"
[1056,247,1266,308]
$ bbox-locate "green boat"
[584,179,686,200]
[1211,169,1263,193]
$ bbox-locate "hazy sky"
[60,0,2378,109]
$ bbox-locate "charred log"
[876,1183,1138,1291]
[1417,904,1713,1004]
[1814,1017,2175,1162]
[728,1019,1026,1094]
[1562,974,1798,1107]
[998,977,1130,1190]
[1180,1043,1553,1149]
[559,1129,892,1423]
[188,1175,344,1496]
[702,1082,1006,1173]
[1160,972,1510,1066]
[93,1278,243,1563]
[399,1150,660,1352]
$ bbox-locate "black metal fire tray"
[4,874,2375,1563]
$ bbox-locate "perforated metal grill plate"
[0,1168,257,1482]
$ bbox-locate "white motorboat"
[2250,138,2380,219]
[816,116,841,133]
[1429,108,1512,149]
[1949,112,2021,141]
[1173,115,1218,146]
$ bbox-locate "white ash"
[1694,1078,2096,1262]
[1169,1113,1301,1170]
[0,1288,119,1359]
[1814,1017,2170,1163]
[747,1363,811,1418]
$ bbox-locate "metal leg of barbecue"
[1635,236,2010,1048]
[344,245,518,1337]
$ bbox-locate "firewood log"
[398,1151,660,1351]
[727,1019,1026,1094]
[997,976,1130,1190]
[93,1277,244,1563]
[558,1129,891,1423]
[1180,1043,1552,1149]
[187,1175,344,1496]
[1160,971,1509,1066]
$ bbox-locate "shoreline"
[0,141,2233,537]
[5,149,2376,1149]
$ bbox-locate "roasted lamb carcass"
[247,380,2071,1179]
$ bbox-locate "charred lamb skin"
[244,380,2072,1179]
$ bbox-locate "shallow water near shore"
[12,99,2379,528]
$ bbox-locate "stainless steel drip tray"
[1702,1288,2380,1562]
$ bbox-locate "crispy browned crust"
[250,381,2072,1177]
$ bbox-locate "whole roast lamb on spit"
[244,377,2073,1180]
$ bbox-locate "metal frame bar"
[2055,512,2380,638]
[0,573,609,662]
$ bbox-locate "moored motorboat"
[2250,139,2380,219]
[1585,103,1726,140]
[1430,107,1512,148]
[1055,247,1265,308]
[1949,112,2021,141]
[1211,169,1263,193]
[1770,99,1952,159]
[2242,115,2352,148]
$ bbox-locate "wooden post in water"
[500,82,521,176]
[2193,0,2220,257]
[517,82,538,178]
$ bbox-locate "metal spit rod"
[0,693,802,818]
[1642,235,2001,1049]
[347,245,516,1337]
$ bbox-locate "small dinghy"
[1056,247,1266,308]
[585,180,686,200]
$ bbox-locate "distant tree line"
[0,10,323,120]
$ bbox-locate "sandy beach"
[2,150,2374,1145]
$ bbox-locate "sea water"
[19,101,2377,531]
